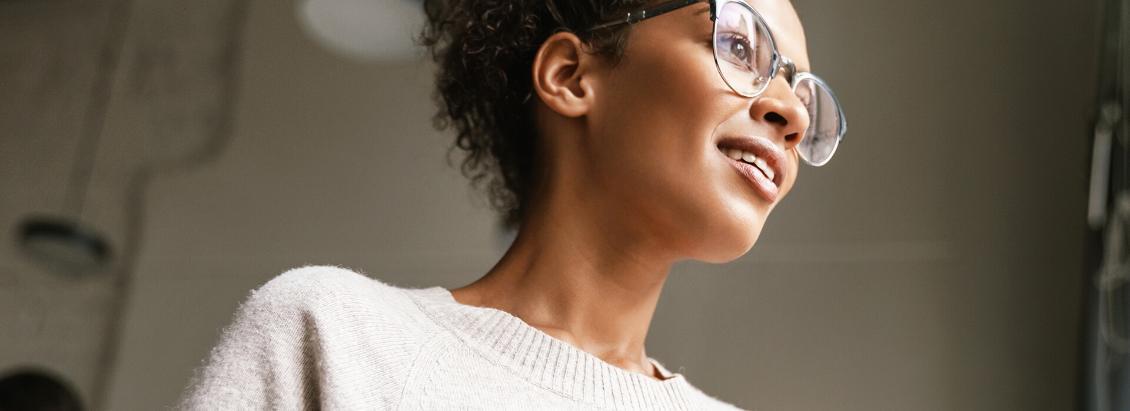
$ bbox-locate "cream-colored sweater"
[178,265,744,410]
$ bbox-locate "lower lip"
[721,151,779,203]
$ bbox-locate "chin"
[690,209,767,264]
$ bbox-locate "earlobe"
[531,32,598,118]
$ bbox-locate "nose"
[748,76,810,151]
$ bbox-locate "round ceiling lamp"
[296,0,424,62]
[18,217,111,275]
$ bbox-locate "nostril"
[784,132,799,142]
[764,111,788,126]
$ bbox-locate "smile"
[716,136,786,203]
[723,148,775,181]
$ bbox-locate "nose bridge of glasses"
[776,56,797,85]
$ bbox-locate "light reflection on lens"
[713,1,775,96]
[793,75,843,166]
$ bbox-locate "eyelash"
[717,31,754,68]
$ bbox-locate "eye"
[717,32,755,71]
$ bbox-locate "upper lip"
[715,135,788,187]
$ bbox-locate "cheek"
[781,152,800,194]
[595,42,728,169]
[582,35,781,260]
[595,51,761,221]
[590,48,724,196]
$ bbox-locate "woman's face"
[584,0,811,263]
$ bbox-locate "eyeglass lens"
[713,0,844,166]
[793,76,842,166]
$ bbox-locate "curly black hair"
[420,0,651,227]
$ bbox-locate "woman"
[179,0,845,409]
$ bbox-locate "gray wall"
[1,0,1098,410]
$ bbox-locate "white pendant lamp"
[296,0,424,62]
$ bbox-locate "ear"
[531,32,600,118]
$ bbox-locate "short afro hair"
[420,0,651,227]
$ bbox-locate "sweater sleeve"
[176,266,420,410]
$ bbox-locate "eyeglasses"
[586,0,847,166]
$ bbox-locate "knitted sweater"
[178,265,744,410]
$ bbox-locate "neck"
[451,173,679,380]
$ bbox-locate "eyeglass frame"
[583,0,847,166]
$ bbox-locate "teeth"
[753,157,775,181]
[724,147,776,182]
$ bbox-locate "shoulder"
[254,264,391,300]
[247,265,417,319]
[205,264,438,361]
[179,266,433,409]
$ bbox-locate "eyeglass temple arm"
[587,0,707,31]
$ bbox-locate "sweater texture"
[178,265,744,410]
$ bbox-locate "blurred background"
[0,0,1121,410]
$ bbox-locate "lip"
[715,136,788,203]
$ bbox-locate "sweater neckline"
[404,285,697,410]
